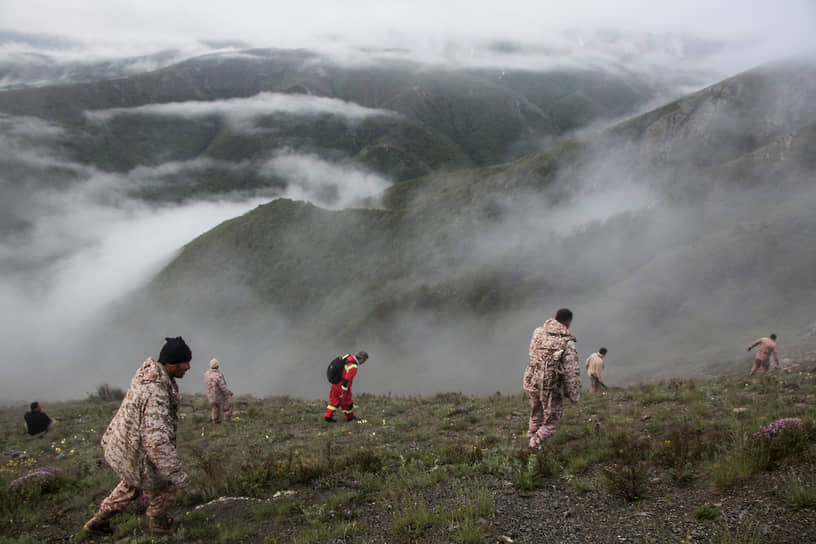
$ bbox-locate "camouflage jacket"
[748,337,779,364]
[585,352,604,380]
[524,318,581,403]
[204,368,232,404]
[101,358,189,490]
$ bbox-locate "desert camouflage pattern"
[101,357,189,491]
[749,337,779,364]
[524,318,581,403]
[586,352,605,393]
[96,480,176,518]
[524,318,580,448]
[585,352,604,380]
[204,368,232,404]
[527,390,564,446]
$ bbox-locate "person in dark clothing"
[25,401,56,436]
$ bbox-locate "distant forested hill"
[0,48,658,199]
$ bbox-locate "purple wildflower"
[751,418,802,440]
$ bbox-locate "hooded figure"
[204,358,233,423]
[523,310,581,448]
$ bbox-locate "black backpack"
[326,354,349,384]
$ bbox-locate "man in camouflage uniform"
[748,333,780,375]
[523,308,581,449]
[204,358,233,423]
[83,337,192,536]
[585,347,607,393]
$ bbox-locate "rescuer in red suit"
[324,351,369,422]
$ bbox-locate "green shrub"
[391,495,438,536]
[440,443,483,465]
[110,511,145,537]
[270,449,335,484]
[239,457,272,498]
[510,448,558,490]
[571,478,593,494]
[709,451,756,491]
[253,497,304,522]
[176,511,219,540]
[666,463,695,486]
[478,432,502,447]
[345,447,386,473]
[292,520,359,544]
[657,424,696,468]
[694,504,719,520]
[188,445,230,486]
[87,383,125,402]
[455,517,483,544]
[779,468,816,509]
[602,431,650,501]
[219,524,259,542]
[712,520,762,544]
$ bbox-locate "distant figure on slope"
[747,333,779,375]
[204,358,233,424]
[585,347,608,392]
[83,337,192,536]
[324,351,369,422]
[523,308,581,449]
[24,401,57,437]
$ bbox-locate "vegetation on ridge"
[1,365,815,543]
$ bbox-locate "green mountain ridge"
[0,48,658,185]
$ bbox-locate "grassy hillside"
[1,359,815,543]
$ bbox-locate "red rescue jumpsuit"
[325,355,360,420]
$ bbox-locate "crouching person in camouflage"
[83,337,192,536]
[523,308,581,449]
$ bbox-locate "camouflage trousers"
[589,375,602,393]
[750,358,770,376]
[527,388,564,449]
[211,401,232,423]
[97,480,176,519]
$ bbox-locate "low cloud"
[264,152,391,209]
[0,37,242,90]
[0,180,268,401]
[3,0,816,81]
[85,92,396,126]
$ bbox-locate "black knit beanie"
[158,336,192,365]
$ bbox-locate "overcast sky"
[2,0,815,75]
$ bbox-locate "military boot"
[83,512,113,535]
[148,514,174,535]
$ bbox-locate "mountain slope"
[67,55,816,396]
